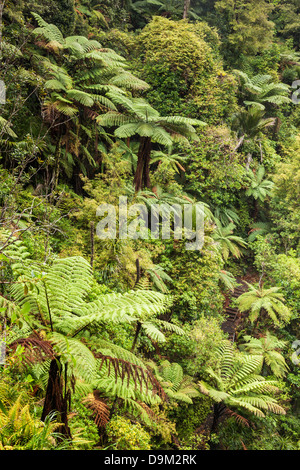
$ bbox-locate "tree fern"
[236,283,291,328]
[97,93,206,190]
[240,332,289,378]
[31,15,151,181]
[151,360,199,404]
[198,342,286,432]
[233,70,291,110]
[3,250,174,435]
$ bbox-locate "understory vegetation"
[0,0,300,451]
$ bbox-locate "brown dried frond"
[82,392,110,428]
[225,409,251,428]
[10,333,54,364]
[240,440,248,450]
[41,102,61,124]
[97,353,167,401]
[83,107,98,120]
[137,402,158,421]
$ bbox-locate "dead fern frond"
[225,408,251,428]
[82,392,110,428]
[97,353,167,401]
[10,333,54,364]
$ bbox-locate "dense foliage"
[0,0,299,451]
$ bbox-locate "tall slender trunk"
[183,0,191,19]
[133,137,152,192]
[90,221,95,268]
[131,259,142,352]
[52,133,63,194]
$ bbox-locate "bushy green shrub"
[106,416,151,450]
[135,17,238,124]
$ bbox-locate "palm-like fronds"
[219,269,238,292]
[236,283,291,327]
[31,15,150,181]
[233,70,291,110]
[212,220,247,261]
[248,221,272,242]
[231,106,275,141]
[245,166,274,202]
[152,360,199,404]
[150,149,187,173]
[97,93,206,190]
[240,332,289,378]
[6,255,173,337]
[3,247,176,431]
[198,342,286,422]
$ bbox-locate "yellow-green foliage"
[270,134,300,249]
[136,17,238,123]
[164,235,224,321]
[0,395,59,450]
[106,416,151,450]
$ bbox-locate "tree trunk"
[211,402,227,434]
[131,259,142,352]
[52,133,63,195]
[183,0,191,19]
[133,137,152,192]
[90,221,95,268]
[41,357,72,439]
[131,321,142,352]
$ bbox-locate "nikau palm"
[198,342,286,433]
[97,93,206,191]
[231,105,275,156]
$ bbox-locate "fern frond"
[82,392,110,428]
[96,352,167,401]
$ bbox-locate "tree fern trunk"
[211,402,227,434]
[131,259,142,351]
[131,321,142,352]
[134,137,152,192]
[41,357,72,439]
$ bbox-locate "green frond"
[141,322,166,343]
[0,117,18,138]
[32,13,64,47]
[49,332,97,384]
[109,72,150,91]
[66,89,95,107]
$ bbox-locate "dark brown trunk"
[90,221,95,268]
[134,137,152,192]
[131,259,142,352]
[41,357,72,439]
[134,258,141,286]
[211,402,227,434]
[131,321,142,352]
